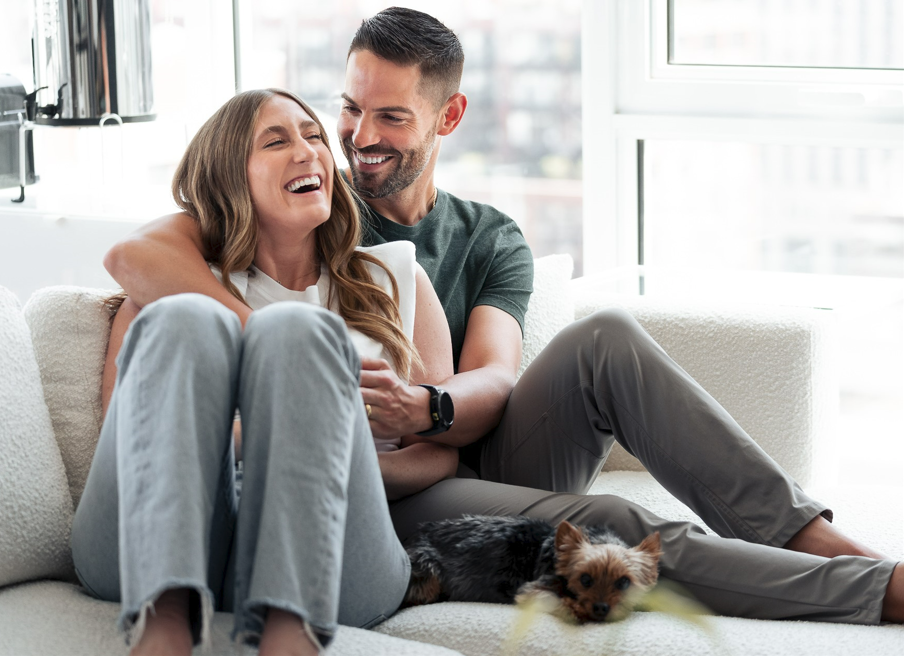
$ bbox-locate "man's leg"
[389,478,895,624]
[479,308,827,548]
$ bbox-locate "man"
[106,7,902,623]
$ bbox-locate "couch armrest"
[570,280,837,486]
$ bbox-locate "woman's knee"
[115,294,242,385]
[245,302,357,367]
[136,294,242,348]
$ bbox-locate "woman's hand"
[360,358,434,439]
[377,439,458,501]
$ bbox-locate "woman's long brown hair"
[113,88,418,375]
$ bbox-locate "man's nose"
[352,115,379,149]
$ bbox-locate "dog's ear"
[636,532,662,562]
[555,521,585,554]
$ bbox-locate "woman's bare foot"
[129,588,193,656]
[784,515,888,560]
[258,608,320,656]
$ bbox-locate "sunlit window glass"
[670,0,904,69]
[644,141,904,277]
[241,0,584,273]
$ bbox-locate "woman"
[70,89,457,656]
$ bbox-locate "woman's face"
[247,95,334,237]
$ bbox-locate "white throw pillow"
[23,287,114,509]
[0,286,74,587]
[519,254,575,378]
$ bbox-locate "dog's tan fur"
[517,522,662,622]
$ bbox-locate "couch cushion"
[0,286,74,587]
[0,581,464,656]
[23,286,114,508]
[376,598,904,656]
[519,254,574,378]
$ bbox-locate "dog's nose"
[592,603,610,619]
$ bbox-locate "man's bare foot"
[258,608,320,656]
[129,588,193,656]
[881,564,904,623]
[784,515,887,560]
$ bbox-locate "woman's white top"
[211,241,417,452]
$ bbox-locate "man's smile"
[354,151,392,166]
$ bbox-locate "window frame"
[655,0,904,85]
[582,0,904,275]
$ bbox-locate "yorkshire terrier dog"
[404,515,662,623]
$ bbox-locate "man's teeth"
[356,153,389,165]
[287,176,321,192]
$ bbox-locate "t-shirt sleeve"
[473,222,534,335]
[356,241,417,343]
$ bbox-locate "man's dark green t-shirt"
[359,189,534,371]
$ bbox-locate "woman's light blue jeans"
[70,294,410,648]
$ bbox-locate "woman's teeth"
[287,176,321,193]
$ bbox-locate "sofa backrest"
[23,287,114,508]
[0,286,75,587]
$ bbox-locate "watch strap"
[416,384,453,436]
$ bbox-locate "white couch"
[1,255,901,656]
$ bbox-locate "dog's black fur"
[404,514,630,605]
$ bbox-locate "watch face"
[438,391,454,421]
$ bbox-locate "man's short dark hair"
[348,7,465,108]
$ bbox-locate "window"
[588,0,904,485]
[237,0,585,273]
[670,0,904,70]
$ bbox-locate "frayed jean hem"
[117,580,215,651]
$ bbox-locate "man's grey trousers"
[390,308,897,624]
[70,295,409,647]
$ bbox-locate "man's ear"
[437,92,467,136]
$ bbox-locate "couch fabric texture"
[0,287,73,588]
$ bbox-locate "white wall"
[0,208,142,305]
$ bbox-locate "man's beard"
[341,131,436,199]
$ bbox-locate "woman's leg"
[70,294,242,649]
[234,303,409,649]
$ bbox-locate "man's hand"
[360,357,433,439]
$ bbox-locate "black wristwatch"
[416,384,454,436]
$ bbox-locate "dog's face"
[554,522,662,622]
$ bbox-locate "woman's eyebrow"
[256,120,319,140]
[258,125,288,140]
